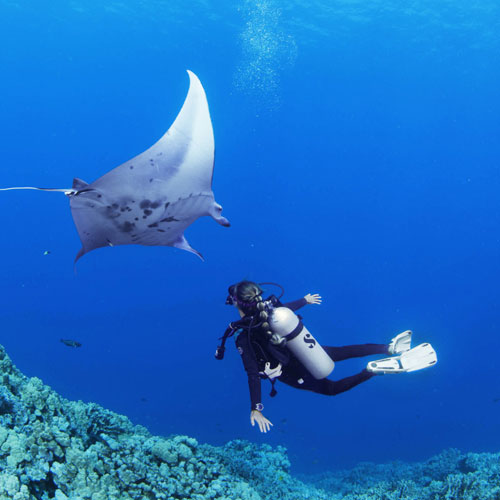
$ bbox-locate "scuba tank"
[269,307,334,379]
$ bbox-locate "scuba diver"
[215,280,437,433]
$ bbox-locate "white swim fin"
[367,343,437,374]
[388,330,412,355]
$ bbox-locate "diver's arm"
[283,298,308,311]
[284,293,322,311]
[236,333,274,432]
[235,333,263,412]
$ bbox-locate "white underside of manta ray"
[1,70,230,262]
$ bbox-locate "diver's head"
[226,280,285,345]
[226,280,263,315]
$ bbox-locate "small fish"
[60,339,82,348]
[43,250,51,255]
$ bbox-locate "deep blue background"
[0,1,499,473]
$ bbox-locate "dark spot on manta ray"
[135,217,139,221]
[97,194,102,198]
[130,165,134,169]
[104,204,124,219]
[149,178,153,183]
[165,202,170,209]
[143,209,153,216]
[151,201,160,209]
[140,200,151,209]
[157,229,165,232]
[119,221,135,233]
[148,223,158,228]
[161,216,179,222]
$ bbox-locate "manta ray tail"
[0,186,75,195]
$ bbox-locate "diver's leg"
[315,370,376,395]
[280,369,376,396]
[324,344,389,362]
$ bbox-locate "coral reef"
[1,342,499,500]
[0,344,329,500]
[304,447,500,499]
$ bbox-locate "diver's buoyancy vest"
[269,307,334,379]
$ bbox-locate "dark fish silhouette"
[60,339,82,348]
[0,71,229,263]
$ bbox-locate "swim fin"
[388,330,412,355]
[367,343,437,374]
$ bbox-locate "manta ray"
[0,70,229,262]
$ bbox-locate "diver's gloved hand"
[304,293,322,305]
[250,410,273,433]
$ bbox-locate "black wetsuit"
[235,298,390,411]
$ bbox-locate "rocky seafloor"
[0,343,499,500]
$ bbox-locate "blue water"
[0,0,499,474]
